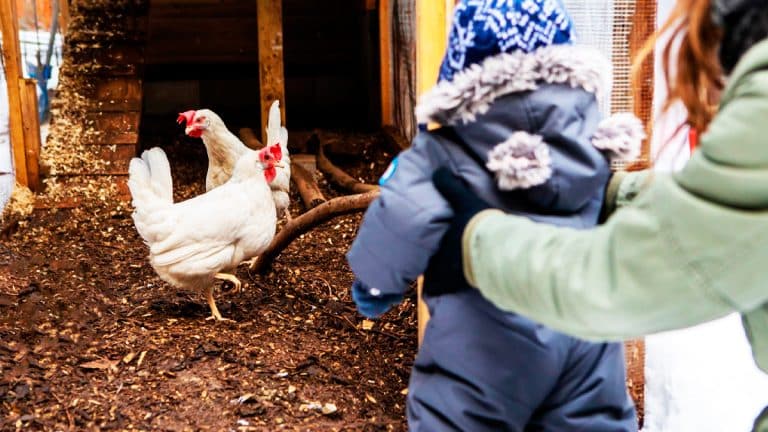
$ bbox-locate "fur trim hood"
[417,45,612,126]
[417,45,645,191]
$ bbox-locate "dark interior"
[142,0,380,132]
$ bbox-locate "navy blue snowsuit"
[347,45,638,431]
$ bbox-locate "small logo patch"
[379,157,399,186]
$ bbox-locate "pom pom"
[486,132,553,190]
[592,113,646,161]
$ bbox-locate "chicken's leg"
[242,256,259,269]
[215,272,242,294]
[204,285,233,322]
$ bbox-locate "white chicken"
[177,102,292,219]
[128,144,283,321]
[176,108,248,192]
[264,101,292,220]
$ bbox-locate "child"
[347,0,644,430]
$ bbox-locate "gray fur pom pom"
[486,132,553,190]
[592,113,646,162]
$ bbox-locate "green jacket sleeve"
[600,169,651,220]
[463,39,768,344]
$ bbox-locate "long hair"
[632,0,724,133]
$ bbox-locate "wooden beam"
[0,0,27,187]
[20,79,41,191]
[415,0,451,97]
[59,0,70,36]
[415,0,453,346]
[257,0,286,145]
[378,0,393,126]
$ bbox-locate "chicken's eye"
[198,116,206,123]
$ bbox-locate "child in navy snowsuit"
[347,1,644,430]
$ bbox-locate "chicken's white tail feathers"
[266,100,281,146]
[142,148,174,202]
[128,147,173,210]
[279,126,289,153]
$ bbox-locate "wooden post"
[379,0,393,126]
[257,0,286,145]
[59,0,70,36]
[0,0,28,187]
[20,79,41,191]
[415,0,453,346]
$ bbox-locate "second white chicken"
[128,144,284,321]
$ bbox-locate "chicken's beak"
[273,161,286,169]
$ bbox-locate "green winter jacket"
[462,38,768,430]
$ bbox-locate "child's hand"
[351,279,404,319]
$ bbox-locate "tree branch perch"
[250,190,380,273]
[290,163,326,209]
[317,141,379,194]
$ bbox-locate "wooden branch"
[317,143,379,194]
[250,190,380,273]
[238,127,263,150]
[291,163,325,209]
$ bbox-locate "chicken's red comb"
[177,110,196,125]
[269,143,283,162]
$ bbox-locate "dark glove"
[423,167,493,297]
[351,279,403,319]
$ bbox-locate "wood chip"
[321,403,338,415]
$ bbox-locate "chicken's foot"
[242,256,259,269]
[215,272,242,294]
[204,285,234,322]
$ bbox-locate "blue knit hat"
[438,0,575,83]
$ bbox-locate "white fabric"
[642,1,768,430]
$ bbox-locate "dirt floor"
[0,129,417,431]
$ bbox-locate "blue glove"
[351,279,403,319]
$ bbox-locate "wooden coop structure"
[5,0,654,421]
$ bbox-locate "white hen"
[177,109,248,192]
[128,145,283,321]
[264,101,292,219]
[177,103,291,219]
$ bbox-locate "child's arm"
[347,133,454,317]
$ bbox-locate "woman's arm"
[461,61,768,341]
[600,170,651,221]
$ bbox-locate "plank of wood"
[379,0,393,126]
[415,0,454,346]
[59,0,70,35]
[20,79,41,191]
[257,0,286,144]
[415,0,451,97]
[0,0,27,187]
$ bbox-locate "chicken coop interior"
[142,0,384,142]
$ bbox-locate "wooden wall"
[143,0,380,131]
